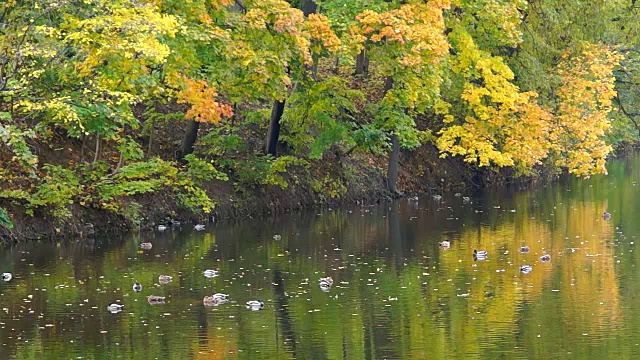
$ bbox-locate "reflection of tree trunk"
[388,202,403,267]
[355,49,369,75]
[273,269,297,356]
[179,119,199,161]
[364,313,374,360]
[265,100,285,157]
[195,306,208,346]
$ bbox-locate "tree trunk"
[112,151,124,174]
[383,76,400,194]
[387,134,400,194]
[80,134,86,163]
[355,49,369,75]
[92,137,102,163]
[147,124,154,158]
[265,100,285,157]
[179,120,200,161]
[300,0,316,16]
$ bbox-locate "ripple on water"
[3,156,640,358]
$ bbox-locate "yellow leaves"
[177,78,233,124]
[438,29,553,173]
[552,43,622,177]
[350,1,450,111]
[245,9,268,29]
[64,2,180,81]
[438,38,621,177]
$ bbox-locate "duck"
[203,269,219,278]
[439,241,451,249]
[194,224,205,231]
[107,303,124,313]
[273,234,282,240]
[318,277,334,287]
[473,250,488,258]
[158,275,173,284]
[602,212,611,220]
[520,265,533,274]
[212,293,229,301]
[519,246,530,253]
[454,193,462,197]
[133,281,142,292]
[408,196,419,201]
[462,196,471,203]
[171,220,181,228]
[157,225,167,231]
[1,272,12,282]
[320,283,331,292]
[139,242,153,250]
[433,194,442,201]
[540,254,551,262]
[246,300,264,310]
[203,293,229,306]
[147,295,166,304]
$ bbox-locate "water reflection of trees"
[4,157,640,358]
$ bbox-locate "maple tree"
[0,0,637,231]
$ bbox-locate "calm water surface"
[2,156,640,359]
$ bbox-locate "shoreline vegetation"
[1,0,639,242]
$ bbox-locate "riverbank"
[0,140,549,242]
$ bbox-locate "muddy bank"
[0,143,554,243]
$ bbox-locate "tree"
[351,0,451,193]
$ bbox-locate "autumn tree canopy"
[0,0,637,228]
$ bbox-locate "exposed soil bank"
[0,140,561,243]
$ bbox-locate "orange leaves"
[304,14,341,55]
[353,2,450,59]
[350,1,450,112]
[210,0,234,10]
[177,79,233,124]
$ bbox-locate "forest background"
[1,0,639,240]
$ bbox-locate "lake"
[1,155,640,359]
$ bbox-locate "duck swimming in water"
[540,254,551,262]
[1,272,12,282]
[157,225,167,231]
[140,242,153,250]
[520,265,533,274]
[473,250,488,260]
[519,246,530,253]
[133,281,142,292]
[147,295,166,304]
[158,275,173,284]
[319,277,334,287]
[439,241,451,249]
[602,212,611,220]
[246,300,264,310]
[203,269,219,278]
[194,224,205,231]
[203,293,229,306]
[107,303,124,313]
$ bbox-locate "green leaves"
[0,208,14,229]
